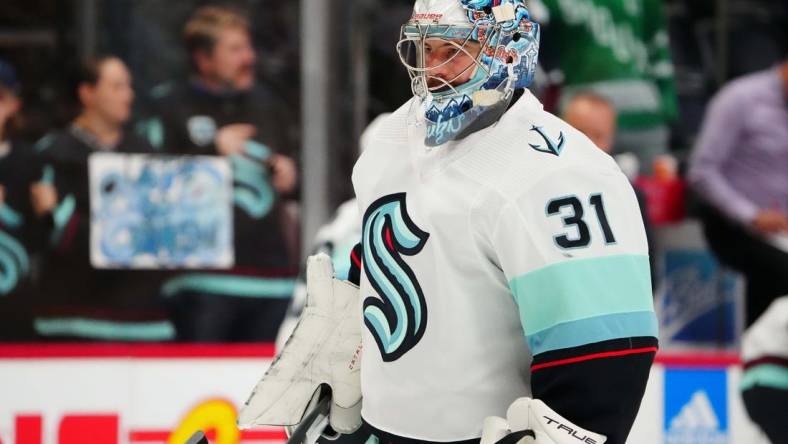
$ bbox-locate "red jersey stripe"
[531,346,658,372]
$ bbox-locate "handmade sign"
[89,153,233,269]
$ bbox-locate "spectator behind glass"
[32,56,173,341]
[688,60,788,328]
[531,0,678,174]
[563,93,617,154]
[141,6,298,342]
[563,93,655,290]
[0,58,41,340]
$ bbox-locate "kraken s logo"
[362,193,429,362]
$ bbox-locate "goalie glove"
[481,398,607,444]
[238,254,363,437]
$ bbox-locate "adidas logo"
[671,391,719,429]
[666,391,727,444]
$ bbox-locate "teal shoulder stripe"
[162,274,295,299]
[243,140,272,161]
[528,311,658,355]
[50,194,76,246]
[34,134,56,153]
[34,318,175,341]
[41,164,54,184]
[150,82,174,99]
[52,194,76,228]
[741,364,788,391]
[510,254,653,336]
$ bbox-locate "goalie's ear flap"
[348,243,363,286]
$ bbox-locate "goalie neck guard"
[398,0,540,146]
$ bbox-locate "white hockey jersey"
[351,90,656,441]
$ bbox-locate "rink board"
[0,345,766,444]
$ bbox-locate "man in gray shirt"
[688,60,788,327]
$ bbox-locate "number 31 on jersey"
[546,194,616,249]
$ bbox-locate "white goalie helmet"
[398,0,540,146]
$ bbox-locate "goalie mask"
[399,0,540,146]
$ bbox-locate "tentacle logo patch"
[362,193,430,362]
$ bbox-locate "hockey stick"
[286,393,333,444]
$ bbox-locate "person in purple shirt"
[688,60,788,328]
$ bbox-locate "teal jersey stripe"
[41,164,54,184]
[162,274,296,299]
[50,194,76,246]
[510,254,653,336]
[34,318,175,341]
[243,140,272,161]
[34,134,56,153]
[741,364,788,392]
[527,311,658,355]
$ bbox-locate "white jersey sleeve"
[487,164,657,358]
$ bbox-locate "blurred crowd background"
[0,0,786,348]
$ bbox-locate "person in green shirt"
[532,0,679,173]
